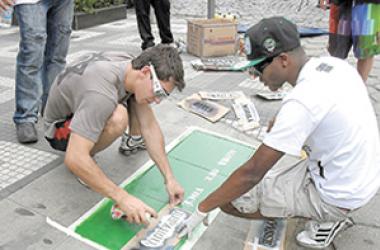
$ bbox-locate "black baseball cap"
[234,16,300,70]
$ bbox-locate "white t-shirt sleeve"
[263,100,318,157]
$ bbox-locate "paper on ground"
[232,96,260,131]
[177,93,230,122]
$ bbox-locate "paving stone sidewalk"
[0,3,379,250]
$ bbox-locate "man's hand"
[0,0,14,12]
[177,207,209,238]
[319,0,329,10]
[166,178,184,207]
[116,192,158,225]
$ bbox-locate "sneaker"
[296,218,354,249]
[165,40,186,54]
[119,132,146,155]
[126,0,134,8]
[16,122,38,143]
[141,41,155,51]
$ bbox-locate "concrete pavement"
[1,2,380,249]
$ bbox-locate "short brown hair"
[131,44,185,91]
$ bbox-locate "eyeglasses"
[247,56,276,77]
[150,64,170,100]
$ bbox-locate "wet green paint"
[74,130,255,250]
[75,194,166,250]
[169,130,254,176]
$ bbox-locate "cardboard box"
[187,19,238,57]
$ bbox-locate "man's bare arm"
[65,132,157,224]
[132,100,184,205]
[65,133,123,199]
[132,101,174,182]
[198,144,284,212]
[0,0,14,12]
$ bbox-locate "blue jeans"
[13,0,73,124]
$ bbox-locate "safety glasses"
[149,64,170,100]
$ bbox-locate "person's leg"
[151,0,173,44]
[126,0,134,9]
[91,104,129,155]
[220,202,265,220]
[45,114,73,152]
[230,159,352,220]
[229,161,310,220]
[45,104,128,155]
[135,0,155,50]
[42,0,73,115]
[352,3,380,82]
[293,170,353,248]
[357,57,374,82]
[13,2,48,143]
[327,1,352,59]
[228,159,352,249]
[119,99,146,155]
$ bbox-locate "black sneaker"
[141,41,155,51]
[16,122,38,143]
[126,0,134,8]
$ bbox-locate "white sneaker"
[296,218,353,249]
[166,40,186,54]
[119,132,146,156]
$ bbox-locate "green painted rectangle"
[169,130,254,176]
[73,129,256,250]
[75,194,165,250]
[126,158,228,211]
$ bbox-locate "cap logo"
[244,36,252,55]
[263,38,276,53]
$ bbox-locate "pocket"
[259,177,288,218]
[320,202,349,222]
[231,188,259,214]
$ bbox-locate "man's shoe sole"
[118,147,145,156]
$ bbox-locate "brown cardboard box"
[187,19,238,57]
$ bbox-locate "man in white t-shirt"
[0,0,73,143]
[178,16,380,249]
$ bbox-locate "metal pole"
[207,0,215,19]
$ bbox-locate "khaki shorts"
[231,161,350,222]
